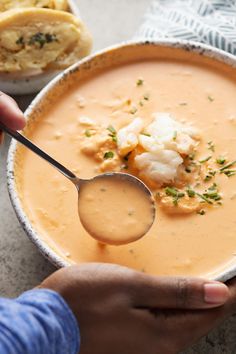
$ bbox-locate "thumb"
[131,274,229,310]
[0,92,25,131]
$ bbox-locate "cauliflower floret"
[135,149,183,185]
[145,113,200,155]
[117,117,144,156]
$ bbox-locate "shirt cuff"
[17,288,80,354]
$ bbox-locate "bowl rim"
[7,38,236,280]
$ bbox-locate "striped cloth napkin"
[135,0,236,55]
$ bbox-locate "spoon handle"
[0,122,78,183]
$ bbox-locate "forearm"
[0,289,80,354]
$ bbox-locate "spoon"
[1,122,156,245]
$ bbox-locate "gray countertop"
[0,1,235,352]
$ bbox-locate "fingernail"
[204,283,229,304]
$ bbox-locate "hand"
[0,92,25,142]
[39,263,232,354]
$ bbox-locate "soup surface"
[16,49,236,278]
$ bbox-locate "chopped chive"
[173,130,177,141]
[85,129,91,137]
[136,78,144,86]
[186,188,196,198]
[222,169,236,177]
[199,156,212,163]
[165,187,185,206]
[107,125,117,143]
[107,125,116,134]
[207,141,215,152]
[165,187,178,197]
[141,132,151,137]
[220,160,236,171]
[216,156,226,165]
[104,151,114,159]
[208,95,214,102]
[204,170,216,182]
[196,193,213,204]
[139,100,144,107]
[141,131,151,137]
[208,183,218,190]
[200,184,222,202]
[143,93,150,101]
[130,107,137,114]
[197,210,206,215]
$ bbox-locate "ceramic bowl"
[7,39,236,280]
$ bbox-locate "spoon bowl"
[78,172,156,245]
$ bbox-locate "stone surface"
[0,0,235,352]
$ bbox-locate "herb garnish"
[29,32,58,48]
[197,210,206,215]
[173,130,177,141]
[204,170,216,182]
[196,192,213,204]
[208,95,214,102]
[104,151,114,159]
[219,160,236,177]
[203,183,222,201]
[143,93,150,101]
[220,160,236,172]
[141,132,151,137]
[216,156,226,165]
[186,188,196,198]
[130,107,137,114]
[222,170,236,177]
[207,141,215,152]
[85,129,91,137]
[165,187,185,206]
[199,156,212,163]
[136,79,144,86]
[107,125,117,143]
[139,100,144,107]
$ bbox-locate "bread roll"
[0,0,68,12]
[0,8,92,73]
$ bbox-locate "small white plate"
[0,0,81,95]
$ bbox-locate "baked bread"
[0,0,69,12]
[0,8,92,73]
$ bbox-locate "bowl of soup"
[7,40,236,281]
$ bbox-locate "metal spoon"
[1,122,156,245]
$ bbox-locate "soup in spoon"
[78,173,155,245]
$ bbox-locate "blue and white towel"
[136,0,236,55]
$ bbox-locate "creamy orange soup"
[16,50,236,278]
[78,174,155,245]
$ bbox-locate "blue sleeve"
[0,289,80,354]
